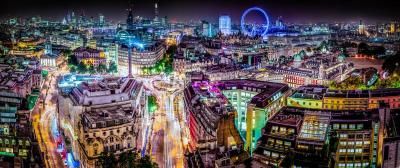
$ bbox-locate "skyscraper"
[219,15,231,35]
[202,21,213,37]
[154,1,159,22]
[358,20,365,35]
[127,2,134,31]
[99,14,105,26]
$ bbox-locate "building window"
[333,124,340,129]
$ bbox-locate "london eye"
[241,7,270,37]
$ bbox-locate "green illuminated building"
[218,80,290,154]
[223,89,257,140]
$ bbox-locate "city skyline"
[2,0,400,23]
[1,1,400,168]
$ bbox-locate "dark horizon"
[2,0,400,24]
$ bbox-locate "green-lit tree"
[77,62,87,73]
[108,61,118,74]
[66,50,78,66]
[97,63,107,74]
[88,66,96,74]
[69,66,77,73]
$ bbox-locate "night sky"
[2,0,400,23]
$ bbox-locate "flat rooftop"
[218,79,289,108]
[82,106,135,129]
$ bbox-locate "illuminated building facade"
[73,47,106,67]
[286,85,326,109]
[184,80,247,167]
[117,41,165,75]
[253,107,384,168]
[78,106,140,168]
[252,109,302,166]
[0,56,42,97]
[58,77,144,165]
[202,21,213,37]
[219,16,231,35]
[10,38,45,57]
[50,34,84,50]
[0,56,43,166]
[359,20,366,35]
[331,111,379,168]
[218,80,290,154]
[383,109,400,168]
[287,86,400,110]
[324,90,372,110]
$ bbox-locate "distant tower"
[99,14,105,26]
[390,22,396,34]
[45,40,52,55]
[127,1,134,31]
[62,17,67,25]
[219,15,231,35]
[202,21,213,37]
[154,1,159,22]
[358,20,365,35]
[318,62,325,79]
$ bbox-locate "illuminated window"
[358,123,364,129]
[272,126,278,133]
[279,127,287,133]
[263,150,271,156]
[333,124,340,129]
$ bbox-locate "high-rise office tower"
[219,15,231,35]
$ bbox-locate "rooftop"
[82,106,135,129]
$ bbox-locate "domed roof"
[294,53,302,62]
[338,53,346,62]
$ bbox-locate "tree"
[100,151,157,168]
[138,155,158,168]
[66,50,78,65]
[97,63,107,74]
[166,45,177,55]
[358,42,369,55]
[382,53,400,74]
[88,65,96,74]
[98,152,117,168]
[77,62,87,73]
[69,66,77,73]
[108,61,118,74]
